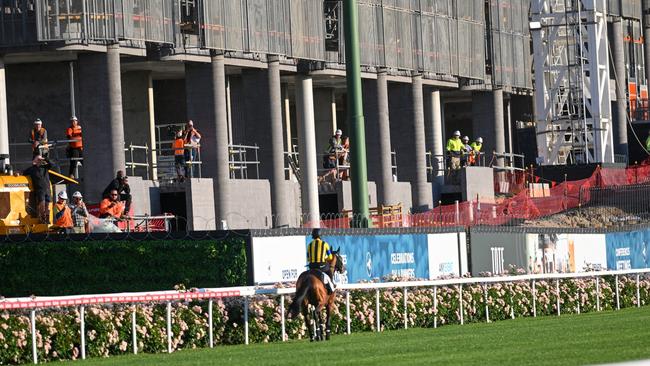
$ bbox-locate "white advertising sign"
[427,232,467,279]
[251,236,306,284]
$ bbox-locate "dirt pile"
[522,207,644,228]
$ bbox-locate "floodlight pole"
[344,0,371,228]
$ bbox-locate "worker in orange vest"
[53,191,73,232]
[65,116,83,178]
[172,130,186,181]
[99,189,125,220]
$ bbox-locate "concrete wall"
[314,88,335,154]
[443,100,473,147]
[6,62,71,170]
[240,68,273,180]
[122,71,152,178]
[226,179,272,229]
[362,79,382,183]
[185,178,216,231]
[391,182,413,213]
[336,181,378,212]
[472,92,499,156]
[127,176,161,216]
[388,82,415,183]
[461,167,495,203]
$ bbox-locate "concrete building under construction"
[0,0,647,229]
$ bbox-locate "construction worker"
[183,120,202,178]
[70,191,89,234]
[65,116,83,178]
[461,136,473,167]
[173,130,186,181]
[24,155,53,224]
[53,191,73,232]
[99,189,125,220]
[102,171,132,215]
[29,119,48,158]
[446,130,464,170]
[470,137,483,166]
[328,129,343,153]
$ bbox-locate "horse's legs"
[325,304,332,341]
[312,307,322,341]
[303,305,314,342]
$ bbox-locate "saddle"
[308,268,335,294]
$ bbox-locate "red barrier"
[316,162,650,229]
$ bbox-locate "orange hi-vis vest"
[66,125,83,149]
[54,202,73,228]
[173,138,185,156]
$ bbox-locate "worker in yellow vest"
[446,130,464,170]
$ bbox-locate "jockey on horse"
[288,228,344,341]
[306,228,336,293]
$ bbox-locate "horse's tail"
[289,277,312,318]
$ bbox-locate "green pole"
[343,0,370,228]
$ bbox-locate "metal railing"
[1,268,648,364]
[491,152,526,171]
[124,143,151,179]
[229,144,260,180]
[9,140,83,178]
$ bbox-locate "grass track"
[77,307,650,366]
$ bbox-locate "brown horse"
[288,249,344,341]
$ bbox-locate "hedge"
[0,233,250,297]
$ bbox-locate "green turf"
[76,307,650,366]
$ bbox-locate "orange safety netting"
[315,160,650,229]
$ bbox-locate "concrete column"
[295,75,320,225]
[411,75,430,212]
[78,44,126,202]
[643,0,650,90]
[314,88,336,153]
[0,57,9,162]
[376,72,395,205]
[147,73,158,180]
[185,54,230,224]
[267,56,289,227]
[427,89,444,203]
[613,19,628,158]
[494,89,506,165]
[506,97,513,154]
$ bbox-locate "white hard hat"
[335,129,342,135]
[58,191,68,200]
[476,137,483,143]
[70,116,78,121]
[462,136,469,141]
[453,130,461,136]
[34,118,42,125]
[72,191,83,198]
[187,120,194,126]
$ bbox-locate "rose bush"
[1,275,649,364]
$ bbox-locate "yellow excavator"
[0,157,78,235]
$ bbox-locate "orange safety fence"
[314,160,650,229]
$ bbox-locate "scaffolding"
[531,0,614,165]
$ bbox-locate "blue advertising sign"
[306,234,430,283]
[605,230,650,270]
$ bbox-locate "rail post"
[455,200,460,224]
[483,283,490,323]
[614,275,621,310]
[166,302,172,353]
[208,299,214,348]
[433,286,438,328]
[637,274,641,308]
[404,287,409,329]
[556,279,561,316]
[80,306,86,359]
[244,297,249,345]
[532,280,537,317]
[596,277,601,311]
[346,290,351,335]
[280,295,286,341]
[459,284,464,325]
[132,306,137,354]
[375,289,381,332]
[31,309,37,365]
